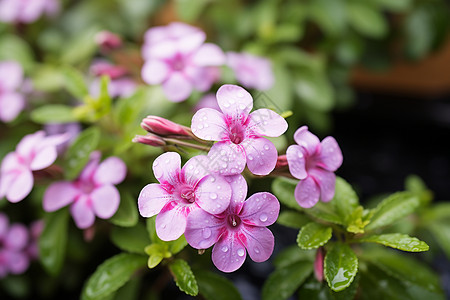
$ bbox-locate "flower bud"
[95,31,122,52]
[141,116,192,137]
[90,61,127,79]
[314,247,324,282]
[275,154,288,169]
[132,134,166,147]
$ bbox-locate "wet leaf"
[297,223,333,249]
[356,233,429,252]
[324,243,358,292]
[169,259,198,296]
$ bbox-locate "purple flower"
[227,52,274,91]
[0,213,30,278]
[0,61,25,122]
[191,84,288,176]
[141,22,225,102]
[185,175,280,273]
[286,126,343,208]
[43,151,127,229]
[138,152,232,241]
[89,60,137,98]
[0,0,59,24]
[26,220,43,260]
[0,131,68,203]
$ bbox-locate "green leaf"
[195,270,243,300]
[144,244,171,268]
[110,222,151,254]
[297,277,333,300]
[114,86,147,127]
[263,63,293,111]
[308,0,347,37]
[30,105,77,124]
[146,216,162,244]
[0,35,34,71]
[273,246,315,269]
[295,69,334,112]
[404,175,433,206]
[61,27,98,64]
[64,127,100,180]
[109,192,139,227]
[82,253,147,300]
[404,7,434,60]
[347,2,388,38]
[307,202,345,226]
[168,235,188,255]
[356,233,429,252]
[169,259,198,296]
[175,0,209,22]
[365,192,420,231]
[271,177,301,211]
[422,202,450,223]
[346,206,371,233]
[262,261,313,300]
[333,177,359,223]
[62,66,89,99]
[324,243,358,292]
[427,222,450,259]
[297,223,332,249]
[277,211,310,229]
[38,209,69,276]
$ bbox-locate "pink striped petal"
[310,169,336,202]
[138,183,173,218]
[293,126,320,156]
[192,43,226,66]
[43,181,79,212]
[93,156,126,185]
[208,141,246,175]
[70,195,96,229]
[91,185,120,219]
[162,72,193,102]
[247,109,288,137]
[242,137,278,176]
[226,174,248,215]
[153,152,181,186]
[240,192,279,226]
[195,174,231,215]
[141,59,170,84]
[155,201,192,241]
[241,224,274,262]
[182,155,213,186]
[185,209,225,249]
[286,145,307,180]
[5,224,28,250]
[191,108,227,141]
[319,136,343,172]
[216,85,253,119]
[294,176,320,208]
[7,169,33,203]
[212,231,247,273]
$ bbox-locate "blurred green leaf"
[31,105,77,124]
[308,0,347,37]
[63,66,89,99]
[427,222,450,259]
[195,270,243,300]
[110,192,139,227]
[333,177,359,223]
[297,223,333,250]
[347,2,387,38]
[263,63,294,111]
[271,177,301,211]
[404,6,434,60]
[110,222,150,254]
[306,202,345,226]
[82,253,146,300]
[273,246,315,269]
[61,27,98,64]
[169,259,198,296]
[297,277,333,300]
[369,0,412,12]
[31,65,65,92]
[277,211,310,229]
[422,202,450,223]
[356,233,429,252]
[175,0,209,22]
[404,174,433,206]
[295,69,334,112]
[324,243,358,292]
[0,35,34,71]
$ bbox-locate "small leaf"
[62,66,89,99]
[356,233,429,252]
[195,270,243,300]
[30,105,77,124]
[262,261,313,300]
[39,209,69,276]
[81,253,147,300]
[271,176,300,211]
[64,127,100,180]
[110,223,151,254]
[109,192,139,227]
[324,243,358,292]
[346,206,371,233]
[422,203,450,223]
[333,177,359,222]
[297,223,332,249]
[146,216,163,244]
[169,259,198,296]
[365,192,419,231]
[144,244,170,269]
[277,211,310,229]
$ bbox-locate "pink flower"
[0,0,59,24]
[43,151,127,229]
[0,213,30,278]
[191,84,288,176]
[141,22,225,102]
[0,61,25,122]
[227,52,274,91]
[95,31,122,53]
[185,175,280,273]
[27,220,44,260]
[138,152,232,241]
[286,126,343,208]
[0,131,68,203]
[89,60,136,98]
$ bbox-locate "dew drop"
[259,213,268,222]
[204,123,209,128]
[264,144,270,150]
[223,102,230,108]
[222,163,227,168]
[202,228,211,239]
[248,154,254,161]
[254,247,260,254]
[237,91,244,98]
[210,193,218,200]
[210,177,216,183]
[217,186,221,190]
[221,246,228,252]
[198,124,204,130]
[237,248,245,257]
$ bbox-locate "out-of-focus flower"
[185,175,280,273]
[0,61,25,123]
[191,84,288,175]
[227,52,274,91]
[89,60,137,98]
[194,93,220,112]
[0,131,68,203]
[26,220,43,260]
[44,122,81,154]
[0,213,30,278]
[95,31,122,53]
[43,151,127,229]
[138,152,232,241]
[286,126,343,208]
[0,0,59,24]
[141,22,225,102]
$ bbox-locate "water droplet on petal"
[248,154,254,161]
[254,247,260,254]
[198,124,204,129]
[222,245,228,252]
[264,145,270,150]
[210,177,216,183]
[259,213,268,222]
[223,102,230,108]
[210,193,218,200]
[237,248,245,257]
[202,228,211,239]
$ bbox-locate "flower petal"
[242,137,278,175]
[294,176,320,208]
[310,168,336,202]
[247,109,288,137]
[70,195,96,229]
[6,169,33,203]
[79,151,101,182]
[141,59,170,85]
[16,131,45,159]
[216,84,253,119]
[5,224,28,250]
[185,209,225,249]
[240,192,279,226]
[30,146,57,170]
[195,174,231,215]
[6,252,29,275]
[192,43,226,66]
[319,136,343,172]
[208,141,246,175]
[191,108,227,141]
[91,185,121,219]
[153,152,181,186]
[0,61,23,90]
[162,72,193,102]
[212,231,247,273]
[293,126,320,155]
[0,152,20,173]
[182,155,214,186]
[155,201,192,241]
[225,174,248,215]
[43,181,79,212]
[138,183,173,218]
[286,145,307,180]
[93,156,127,185]
[0,213,8,238]
[240,224,274,263]
[0,93,25,122]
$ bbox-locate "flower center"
[78,180,96,194]
[227,214,241,228]
[229,123,245,144]
[179,186,195,203]
[170,54,186,71]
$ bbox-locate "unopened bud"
[132,134,166,147]
[314,247,324,282]
[90,61,127,79]
[141,116,192,137]
[95,31,122,52]
[275,155,288,169]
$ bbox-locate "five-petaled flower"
[141,22,225,102]
[0,61,26,123]
[0,131,68,203]
[191,84,288,176]
[286,126,343,208]
[138,152,232,241]
[185,174,280,272]
[43,151,127,229]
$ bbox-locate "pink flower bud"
[90,61,128,80]
[275,155,288,169]
[314,247,324,282]
[141,116,192,137]
[95,31,122,52]
[132,134,166,147]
